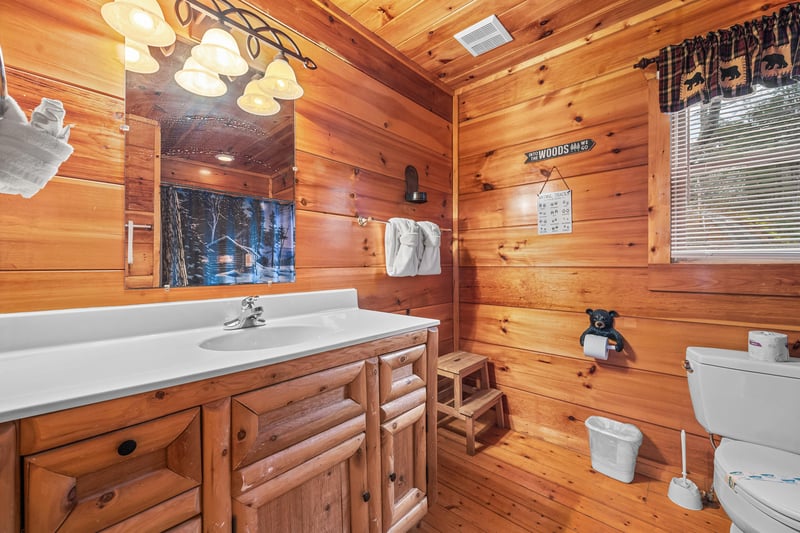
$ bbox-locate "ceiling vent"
[454,15,513,57]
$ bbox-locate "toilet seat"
[715,439,800,531]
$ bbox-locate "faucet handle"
[242,296,259,309]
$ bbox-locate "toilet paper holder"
[579,308,624,353]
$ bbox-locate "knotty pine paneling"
[294,152,451,229]
[296,210,453,269]
[298,47,451,159]
[430,0,680,90]
[459,217,647,268]
[0,0,453,357]
[460,166,647,231]
[461,266,800,330]
[0,0,123,97]
[160,158,272,199]
[459,70,648,158]
[456,0,800,487]
[7,68,125,185]
[459,116,647,195]
[0,177,124,271]
[241,0,453,121]
[296,100,451,194]
[458,0,794,120]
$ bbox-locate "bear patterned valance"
[653,3,800,112]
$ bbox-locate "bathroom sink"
[199,324,336,351]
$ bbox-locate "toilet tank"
[686,346,800,455]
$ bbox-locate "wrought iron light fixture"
[101,0,316,108]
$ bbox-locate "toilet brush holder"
[668,476,703,511]
[668,429,703,511]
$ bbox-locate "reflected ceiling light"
[215,153,235,162]
[237,80,280,116]
[174,57,227,97]
[101,0,176,47]
[191,28,248,77]
[124,39,159,73]
[258,52,304,100]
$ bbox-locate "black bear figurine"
[579,308,624,352]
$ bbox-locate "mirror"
[125,36,295,288]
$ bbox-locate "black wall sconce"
[404,165,427,203]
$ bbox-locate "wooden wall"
[456,0,800,486]
[0,0,454,354]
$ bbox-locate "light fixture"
[101,0,176,47]
[237,80,280,116]
[191,28,248,77]
[215,153,235,162]
[101,0,316,98]
[174,57,227,97]
[124,39,159,73]
[258,52,303,100]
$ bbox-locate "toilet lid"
[716,439,800,530]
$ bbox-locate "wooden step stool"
[436,351,505,455]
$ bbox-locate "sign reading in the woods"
[525,139,595,163]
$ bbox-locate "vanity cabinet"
[4,327,437,533]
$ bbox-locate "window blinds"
[669,84,800,262]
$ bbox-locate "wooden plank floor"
[418,422,732,532]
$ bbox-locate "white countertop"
[0,289,438,423]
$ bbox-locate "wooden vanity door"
[230,360,373,532]
[378,345,428,532]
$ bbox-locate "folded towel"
[417,221,441,275]
[30,98,72,141]
[385,217,422,277]
[0,96,73,198]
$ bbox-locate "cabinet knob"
[388,472,396,482]
[117,439,137,456]
[362,491,370,502]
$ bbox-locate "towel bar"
[125,220,153,265]
[356,215,453,231]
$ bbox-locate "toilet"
[685,346,800,533]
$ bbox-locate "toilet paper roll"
[748,331,789,362]
[583,334,610,360]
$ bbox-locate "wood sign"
[525,139,595,163]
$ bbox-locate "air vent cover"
[454,15,513,57]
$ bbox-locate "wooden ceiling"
[324,0,683,92]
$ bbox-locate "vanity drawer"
[24,408,201,532]
[378,344,426,405]
[230,360,370,472]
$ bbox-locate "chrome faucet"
[223,296,266,330]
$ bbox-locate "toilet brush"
[668,430,704,511]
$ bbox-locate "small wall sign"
[525,139,595,163]
[537,189,573,235]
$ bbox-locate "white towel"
[417,221,441,275]
[384,217,422,277]
[0,96,73,198]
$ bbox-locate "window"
[669,84,800,263]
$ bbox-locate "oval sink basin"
[199,324,334,351]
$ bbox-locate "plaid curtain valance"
[658,3,800,112]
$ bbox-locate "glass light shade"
[101,0,176,47]
[257,54,304,100]
[124,39,159,74]
[174,58,227,97]
[237,80,280,116]
[191,29,248,77]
